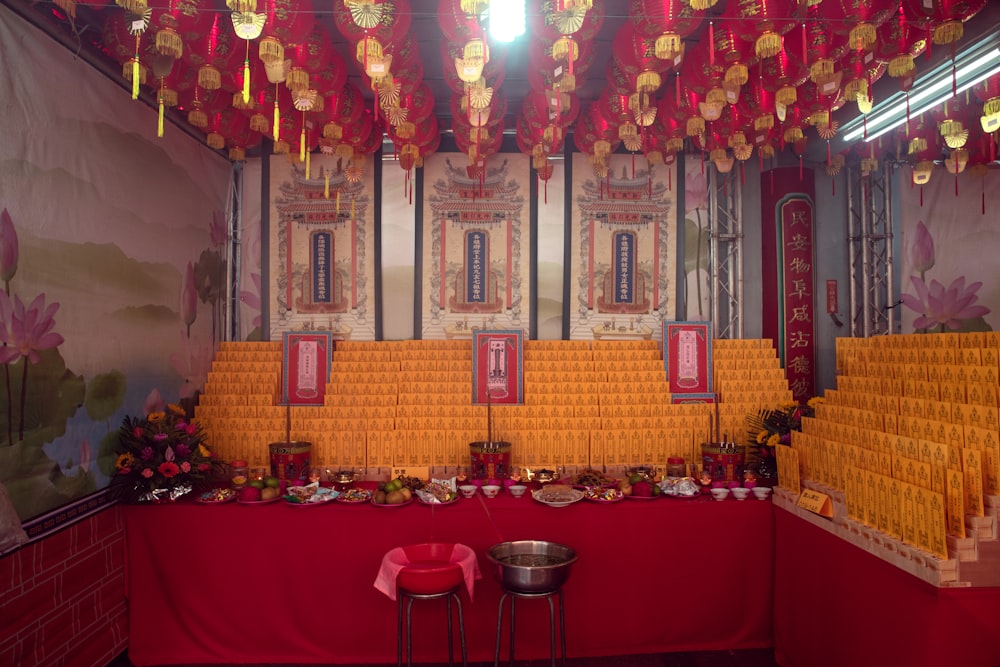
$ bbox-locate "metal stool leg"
[446,593,454,667]
[558,589,567,667]
[397,595,404,667]
[546,594,556,667]
[494,592,506,667]
[509,594,517,667]
[406,596,416,667]
[453,592,468,667]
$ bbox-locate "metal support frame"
[708,167,744,340]
[846,162,895,338]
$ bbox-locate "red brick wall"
[0,505,128,667]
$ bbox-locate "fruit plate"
[531,487,584,508]
[196,489,239,504]
[236,496,281,506]
[282,488,339,506]
[371,497,414,508]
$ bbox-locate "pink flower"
[119,467,132,476]
[0,209,19,283]
[158,461,180,478]
[181,261,197,329]
[910,221,935,274]
[154,433,169,441]
[0,292,65,365]
[185,423,198,436]
[141,468,154,479]
[143,388,166,417]
[180,461,191,473]
[176,443,191,458]
[132,426,144,438]
[685,166,709,214]
[902,276,991,331]
[140,446,154,461]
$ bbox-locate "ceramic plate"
[236,496,281,506]
[531,487,584,508]
[370,497,413,508]
[337,488,373,503]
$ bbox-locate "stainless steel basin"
[486,540,577,594]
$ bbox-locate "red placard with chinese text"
[282,332,334,406]
[472,329,523,405]
[761,168,815,403]
[663,321,713,394]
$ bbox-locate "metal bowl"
[486,540,577,594]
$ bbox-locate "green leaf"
[84,370,126,422]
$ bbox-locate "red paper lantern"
[260,0,315,48]
[724,0,797,60]
[437,0,485,42]
[182,13,242,91]
[333,0,411,45]
[817,0,897,52]
[629,0,705,43]
[875,5,929,78]
[902,0,988,47]
[530,0,605,42]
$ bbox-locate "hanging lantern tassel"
[668,165,672,191]
[273,102,280,142]
[305,147,311,179]
[544,177,548,205]
[157,94,164,138]
[920,186,924,207]
[351,197,356,219]
[324,172,330,199]
[336,190,341,213]
[243,58,251,104]
[709,21,715,67]
[300,127,306,163]
[131,58,140,100]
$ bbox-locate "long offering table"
[124,493,775,665]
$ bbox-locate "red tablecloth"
[773,506,1000,667]
[124,493,775,665]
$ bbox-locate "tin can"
[268,441,312,483]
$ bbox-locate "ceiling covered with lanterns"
[11,0,1000,182]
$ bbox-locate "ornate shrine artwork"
[421,153,530,339]
[568,154,677,340]
[281,332,333,406]
[471,329,523,405]
[663,321,714,395]
[268,155,376,341]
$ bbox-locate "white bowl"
[731,487,751,501]
[752,486,772,500]
[481,484,501,498]
[458,484,477,499]
[709,488,730,502]
[508,484,527,498]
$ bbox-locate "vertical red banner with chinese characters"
[282,332,334,406]
[472,329,523,405]
[761,168,815,403]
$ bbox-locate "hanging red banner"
[761,167,816,404]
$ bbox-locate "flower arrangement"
[111,403,217,503]
[745,397,824,479]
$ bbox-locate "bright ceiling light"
[840,38,1000,145]
[489,0,526,43]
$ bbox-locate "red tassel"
[544,178,548,205]
[801,23,807,68]
[668,167,671,192]
[920,186,924,207]
[709,21,715,67]
[675,73,681,107]
[955,173,959,197]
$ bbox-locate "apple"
[239,486,261,502]
[632,481,653,497]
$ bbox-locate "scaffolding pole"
[846,162,894,338]
[708,167,744,340]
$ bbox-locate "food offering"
[659,477,701,499]
[564,468,617,489]
[282,482,339,506]
[237,475,283,504]
[618,473,662,499]
[583,486,623,503]
[337,487,373,503]
[416,481,459,505]
[372,476,419,506]
[197,488,239,504]
[531,484,584,508]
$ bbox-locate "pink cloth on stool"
[374,543,480,602]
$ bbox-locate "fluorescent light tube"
[841,47,1000,143]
